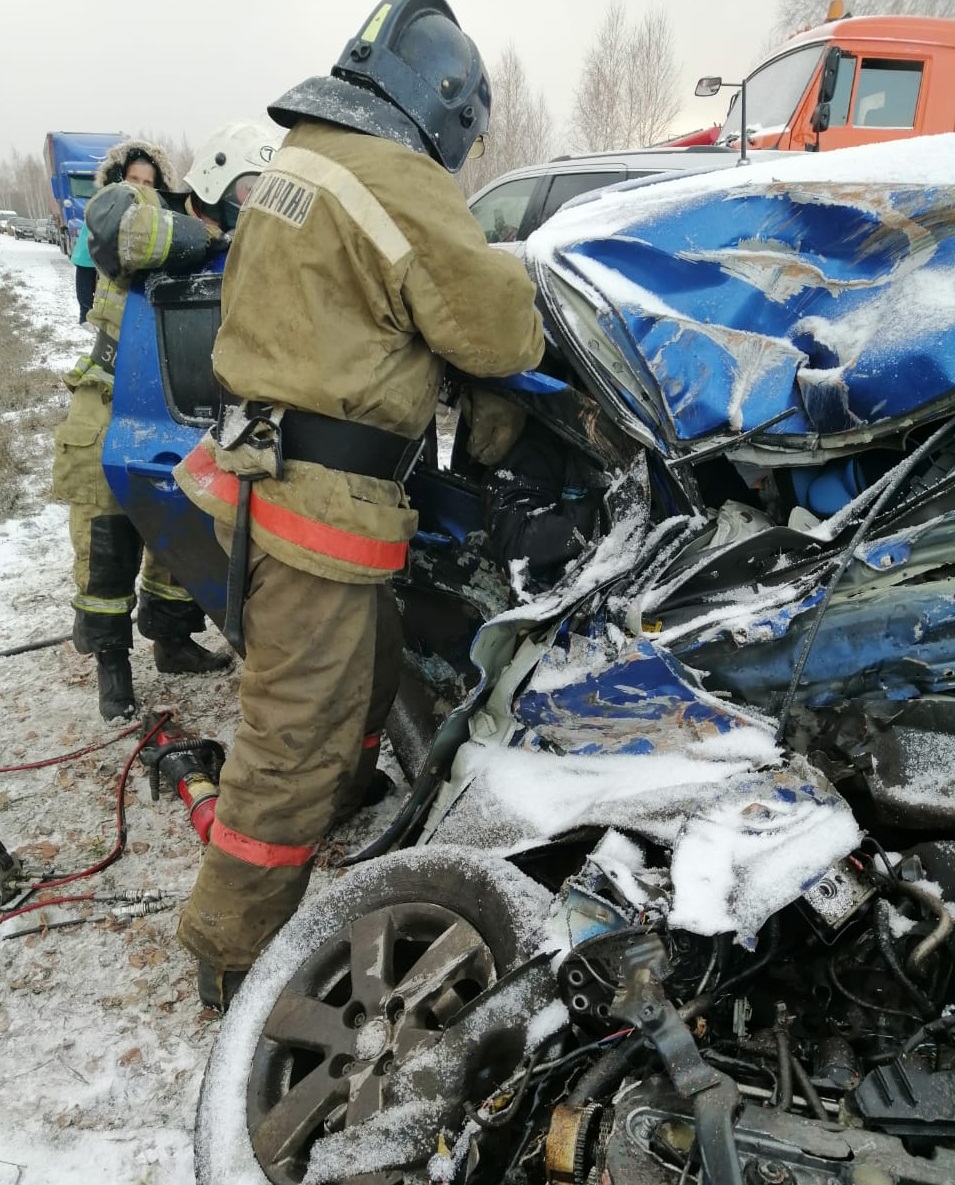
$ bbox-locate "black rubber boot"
[153,638,233,675]
[197,961,248,1012]
[96,649,136,721]
[364,769,397,807]
[331,769,398,826]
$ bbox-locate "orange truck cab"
[693,10,955,153]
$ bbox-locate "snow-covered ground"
[0,235,380,1184]
[0,235,231,1182]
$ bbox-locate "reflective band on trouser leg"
[72,592,136,615]
[140,574,195,601]
[210,818,316,868]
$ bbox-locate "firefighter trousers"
[53,385,205,652]
[178,538,395,971]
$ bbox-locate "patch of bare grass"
[0,267,68,517]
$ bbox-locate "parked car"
[11,216,36,240]
[466,145,783,245]
[0,209,17,235]
[103,137,955,1185]
[32,216,57,244]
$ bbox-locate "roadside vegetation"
[0,266,66,518]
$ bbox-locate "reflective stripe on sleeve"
[210,818,317,868]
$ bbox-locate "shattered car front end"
[102,136,955,1183]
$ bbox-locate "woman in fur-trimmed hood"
[94,138,178,189]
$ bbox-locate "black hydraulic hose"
[774,416,955,744]
[788,1052,827,1121]
[566,1033,646,1107]
[774,1028,794,1112]
[336,772,440,867]
[0,614,139,659]
[0,632,72,658]
[1,916,87,940]
[874,898,938,1020]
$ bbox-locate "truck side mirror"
[817,46,841,104]
[810,101,831,134]
[695,76,723,98]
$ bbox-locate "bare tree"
[626,8,682,146]
[0,151,50,217]
[458,44,554,197]
[570,2,631,151]
[570,2,681,152]
[774,0,955,39]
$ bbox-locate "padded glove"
[205,227,231,257]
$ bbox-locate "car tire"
[195,845,555,1185]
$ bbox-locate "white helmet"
[183,120,284,227]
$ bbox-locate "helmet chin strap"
[220,199,242,231]
[186,193,227,230]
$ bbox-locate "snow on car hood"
[526,134,955,460]
[414,490,862,945]
[430,624,861,944]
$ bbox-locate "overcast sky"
[1,0,782,162]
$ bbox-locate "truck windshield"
[69,176,96,200]
[718,43,825,144]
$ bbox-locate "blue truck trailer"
[43,130,125,254]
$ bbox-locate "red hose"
[0,720,142,773]
[0,712,171,923]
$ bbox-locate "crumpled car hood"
[526,135,955,460]
[425,512,862,945]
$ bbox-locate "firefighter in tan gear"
[53,128,279,721]
[173,0,545,1009]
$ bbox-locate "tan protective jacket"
[174,120,544,584]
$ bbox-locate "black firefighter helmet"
[268,0,490,173]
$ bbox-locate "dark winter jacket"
[485,419,605,582]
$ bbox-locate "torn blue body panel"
[680,578,955,711]
[513,634,750,756]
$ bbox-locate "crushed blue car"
[105,136,955,1185]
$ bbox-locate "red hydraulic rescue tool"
[139,713,225,844]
